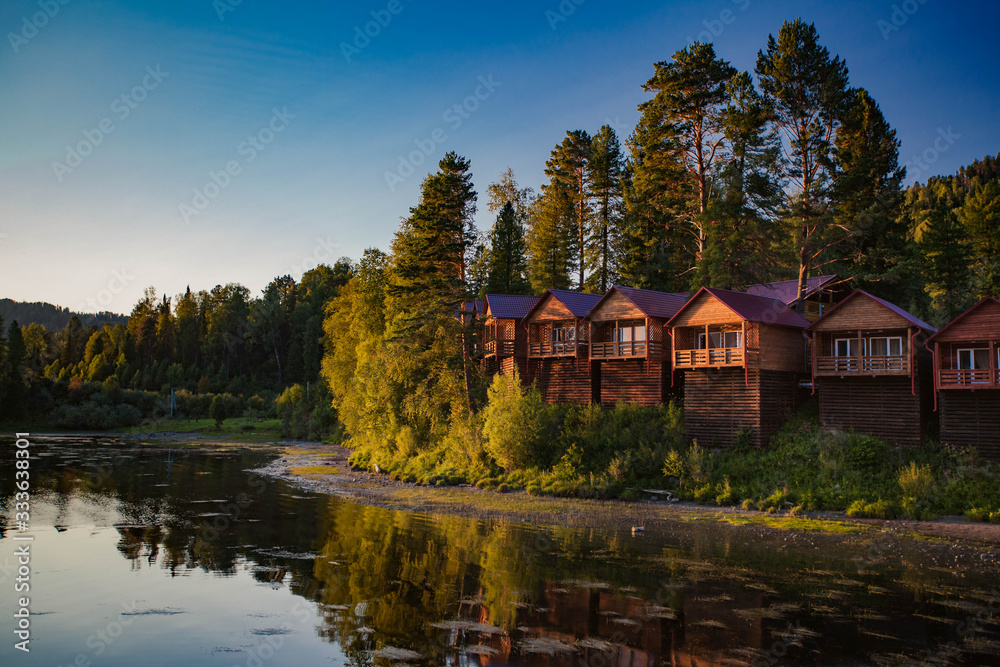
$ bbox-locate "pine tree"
[639,42,737,264]
[756,18,851,310]
[958,180,1000,298]
[620,122,687,292]
[486,202,531,294]
[832,88,908,302]
[527,181,575,292]
[697,71,783,290]
[543,131,592,289]
[586,125,625,292]
[920,206,971,321]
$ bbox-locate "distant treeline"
[0,299,126,332]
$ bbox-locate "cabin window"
[834,338,856,357]
[866,336,903,357]
[697,330,740,349]
[552,324,576,342]
[957,348,990,370]
[614,321,647,343]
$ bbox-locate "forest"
[2,20,999,513]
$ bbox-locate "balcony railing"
[938,368,999,387]
[483,339,516,357]
[674,346,745,368]
[529,341,584,357]
[591,340,662,359]
[815,355,909,375]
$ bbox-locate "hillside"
[0,298,127,332]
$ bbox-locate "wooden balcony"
[529,341,585,358]
[674,346,746,369]
[815,355,910,376]
[939,368,1000,388]
[591,341,662,359]
[483,339,516,358]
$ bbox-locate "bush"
[965,507,989,522]
[847,499,895,519]
[482,370,546,471]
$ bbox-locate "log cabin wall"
[816,376,925,446]
[530,357,596,405]
[683,368,804,448]
[757,324,808,373]
[599,358,666,407]
[939,390,1000,460]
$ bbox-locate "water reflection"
[1,438,999,666]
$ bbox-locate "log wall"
[598,358,665,407]
[530,357,596,405]
[683,368,804,448]
[939,390,1000,460]
[816,375,926,446]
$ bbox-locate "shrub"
[209,395,227,428]
[846,499,895,519]
[715,477,736,506]
[899,461,935,499]
[482,370,546,471]
[619,488,637,501]
[965,507,989,522]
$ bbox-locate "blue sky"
[2,0,998,314]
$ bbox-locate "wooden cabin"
[666,287,811,447]
[807,290,936,446]
[522,289,603,405]
[745,274,850,322]
[584,286,687,407]
[480,294,539,384]
[927,298,1000,459]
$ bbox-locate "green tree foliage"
[527,180,576,292]
[638,42,737,264]
[755,18,851,309]
[485,202,530,295]
[543,131,592,289]
[696,71,783,289]
[481,369,545,471]
[958,180,1000,298]
[585,125,625,292]
[831,88,909,303]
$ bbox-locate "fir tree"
[486,202,530,295]
[586,125,625,292]
[756,18,851,310]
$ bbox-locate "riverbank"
[257,441,1000,550]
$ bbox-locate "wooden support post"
[857,329,863,373]
[992,340,997,389]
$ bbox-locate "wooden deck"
[814,354,910,376]
[674,346,754,369]
[529,342,585,358]
[938,368,1000,388]
[591,341,662,359]
[483,339,516,357]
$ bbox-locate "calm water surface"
[1,437,999,666]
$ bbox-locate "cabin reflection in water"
[426,580,773,665]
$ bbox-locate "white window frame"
[834,338,856,357]
[866,336,903,357]
[957,348,989,370]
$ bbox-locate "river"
[1,436,998,665]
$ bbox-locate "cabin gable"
[669,292,743,328]
[931,299,1000,343]
[588,290,644,322]
[809,294,912,333]
[524,295,575,323]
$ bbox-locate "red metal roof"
[927,297,999,342]
[745,275,841,306]
[484,294,540,320]
[523,289,603,321]
[808,290,936,333]
[586,286,688,321]
[667,287,811,329]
